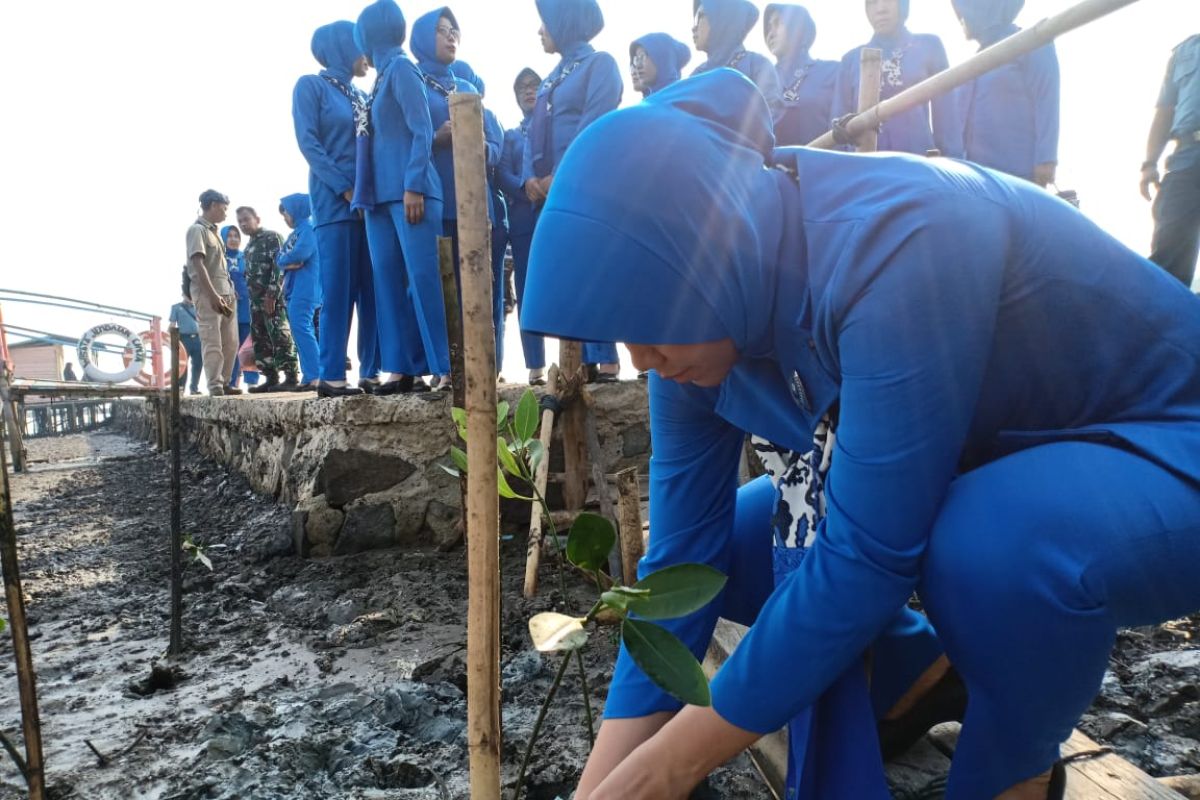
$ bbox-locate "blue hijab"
[868,0,911,49]
[954,0,1023,46]
[765,4,816,73]
[452,59,486,94]
[219,225,239,255]
[695,0,759,68]
[631,33,692,94]
[524,69,786,356]
[535,0,605,52]
[412,7,459,87]
[354,0,407,73]
[280,193,313,224]
[311,21,361,83]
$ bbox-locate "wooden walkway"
[704,619,1187,800]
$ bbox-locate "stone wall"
[114,383,650,557]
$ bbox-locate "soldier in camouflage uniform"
[236,206,299,392]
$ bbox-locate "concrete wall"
[115,383,650,557]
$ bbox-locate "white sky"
[0,0,1195,378]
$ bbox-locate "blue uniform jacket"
[765,4,839,146]
[520,71,1200,733]
[293,22,363,228]
[220,225,251,324]
[834,28,962,157]
[277,194,322,304]
[957,2,1059,182]
[691,0,783,122]
[499,119,536,236]
[355,0,442,205]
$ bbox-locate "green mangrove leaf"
[498,468,532,501]
[566,512,616,571]
[621,618,710,706]
[497,436,523,478]
[625,563,728,621]
[437,464,461,478]
[529,612,589,652]
[515,389,540,443]
[526,439,546,476]
[495,401,510,431]
[450,446,469,475]
[600,590,631,613]
[451,407,468,441]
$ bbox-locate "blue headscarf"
[694,0,759,67]
[452,59,486,94]
[535,0,605,52]
[953,0,1023,46]
[354,0,407,73]
[867,0,910,48]
[219,225,240,255]
[631,33,692,94]
[523,69,785,354]
[764,4,816,71]
[311,21,362,83]
[412,7,459,84]
[513,67,542,119]
[280,193,313,223]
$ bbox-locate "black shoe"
[878,666,967,762]
[318,381,364,398]
[375,375,411,396]
[248,376,278,395]
[412,376,433,393]
[1047,761,1066,800]
[528,377,546,387]
[270,375,300,393]
[593,372,619,384]
[637,370,649,381]
[358,379,380,395]
[586,364,600,383]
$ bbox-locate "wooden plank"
[558,340,589,510]
[928,723,1187,799]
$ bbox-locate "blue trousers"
[1150,163,1200,287]
[364,199,449,376]
[727,440,1200,798]
[287,292,320,383]
[492,225,508,372]
[180,333,203,392]
[316,221,379,382]
[511,229,545,370]
[228,322,259,387]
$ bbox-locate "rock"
[1134,649,1200,674]
[502,650,544,692]
[203,712,259,760]
[334,502,397,556]
[423,500,462,550]
[319,449,417,507]
[621,422,651,458]
[298,495,345,559]
[326,597,367,626]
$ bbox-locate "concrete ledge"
[114,382,650,556]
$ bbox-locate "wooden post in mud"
[0,374,46,799]
[615,467,645,587]
[450,93,502,800]
[808,0,1142,149]
[168,327,183,656]
[0,366,27,474]
[582,391,622,582]
[439,236,469,549]
[523,365,560,598]
[856,49,883,153]
[557,342,589,511]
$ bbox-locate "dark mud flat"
[0,432,764,800]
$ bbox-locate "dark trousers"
[180,333,203,392]
[1150,163,1200,287]
[228,321,260,387]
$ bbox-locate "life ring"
[123,331,188,387]
[78,323,146,384]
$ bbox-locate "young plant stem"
[513,650,573,800]
[575,649,595,748]
[0,729,28,783]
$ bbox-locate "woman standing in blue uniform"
[691,0,782,122]
[277,193,323,391]
[293,20,380,398]
[523,72,1200,800]
[410,7,505,382]
[764,4,838,146]
[833,0,961,156]
[499,68,547,386]
[524,0,622,382]
[630,34,691,99]
[955,0,1060,186]
[221,225,259,389]
[354,0,447,394]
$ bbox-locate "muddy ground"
[1,430,1197,799]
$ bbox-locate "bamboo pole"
[0,367,26,474]
[558,341,588,510]
[855,48,882,153]
[807,0,1142,149]
[440,236,469,550]
[0,377,45,799]
[615,467,645,587]
[450,92,502,800]
[581,391,621,582]
[168,328,183,656]
[523,364,560,598]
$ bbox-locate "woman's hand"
[404,191,425,224]
[1033,162,1056,189]
[434,120,453,147]
[583,706,760,800]
[343,189,354,203]
[524,177,546,204]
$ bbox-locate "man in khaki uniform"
[186,189,240,395]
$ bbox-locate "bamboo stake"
[0,369,45,799]
[558,341,588,510]
[523,364,560,598]
[808,0,1142,149]
[856,48,882,153]
[168,328,183,656]
[615,468,645,586]
[450,92,502,800]
[439,236,469,550]
[0,367,27,474]
[581,391,621,582]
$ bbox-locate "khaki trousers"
[195,295,239,391]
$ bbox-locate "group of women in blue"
[522,70,1200,800]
